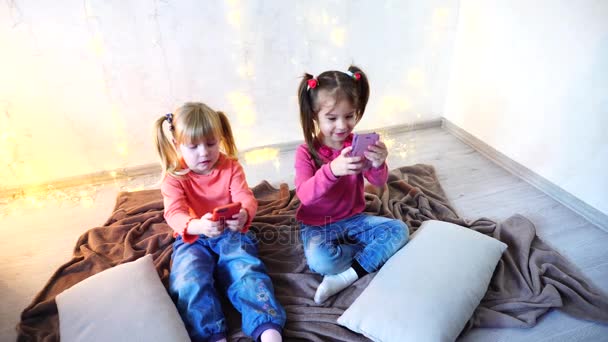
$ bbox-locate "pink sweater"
[161,154,257,243]
[294,137,388,225]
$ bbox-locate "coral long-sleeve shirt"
[294,138,388,226]
[161,154,257,243]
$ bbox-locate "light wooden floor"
[1,126,607,341]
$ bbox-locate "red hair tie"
[307,78,318,90]
[345,70,362,81]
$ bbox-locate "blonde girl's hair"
[153,102,237,177]
[296,65,370,168]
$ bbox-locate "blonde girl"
[154,102,285,342]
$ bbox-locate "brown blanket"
[17,164,608,341]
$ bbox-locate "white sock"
[260,328,282,342]
[314,267,359,304]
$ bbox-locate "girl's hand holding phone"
[188,213,224,238]
[330,146,364,176]
[225,208,248,232]
[364,140,388,168]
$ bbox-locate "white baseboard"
[238,119,442,154]
[442,117,608,231]
[0,164,163,200]
[0,120,442,199]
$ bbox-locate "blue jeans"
[169,230,286,342]
[300,213,409,275]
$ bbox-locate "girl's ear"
[172,138,182,153]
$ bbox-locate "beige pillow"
[56,254,190,342]
[337,220,508,342]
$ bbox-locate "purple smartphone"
[350,133,380,168]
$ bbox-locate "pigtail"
[217,111,238,159]
[348,65,370,122]
[298,73,324,168]
[153,115,180,177]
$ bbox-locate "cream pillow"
[56,254,190,342]
[337,220,507,342]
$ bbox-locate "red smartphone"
[211,202,242,222]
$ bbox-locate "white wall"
[444,0,608,214]
[0,0,458,189]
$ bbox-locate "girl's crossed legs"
[300,213,409,303]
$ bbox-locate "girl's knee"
[397,220,410,241]
[386,220,409,249]
[305,246,345,275]
[171,261,212,287]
